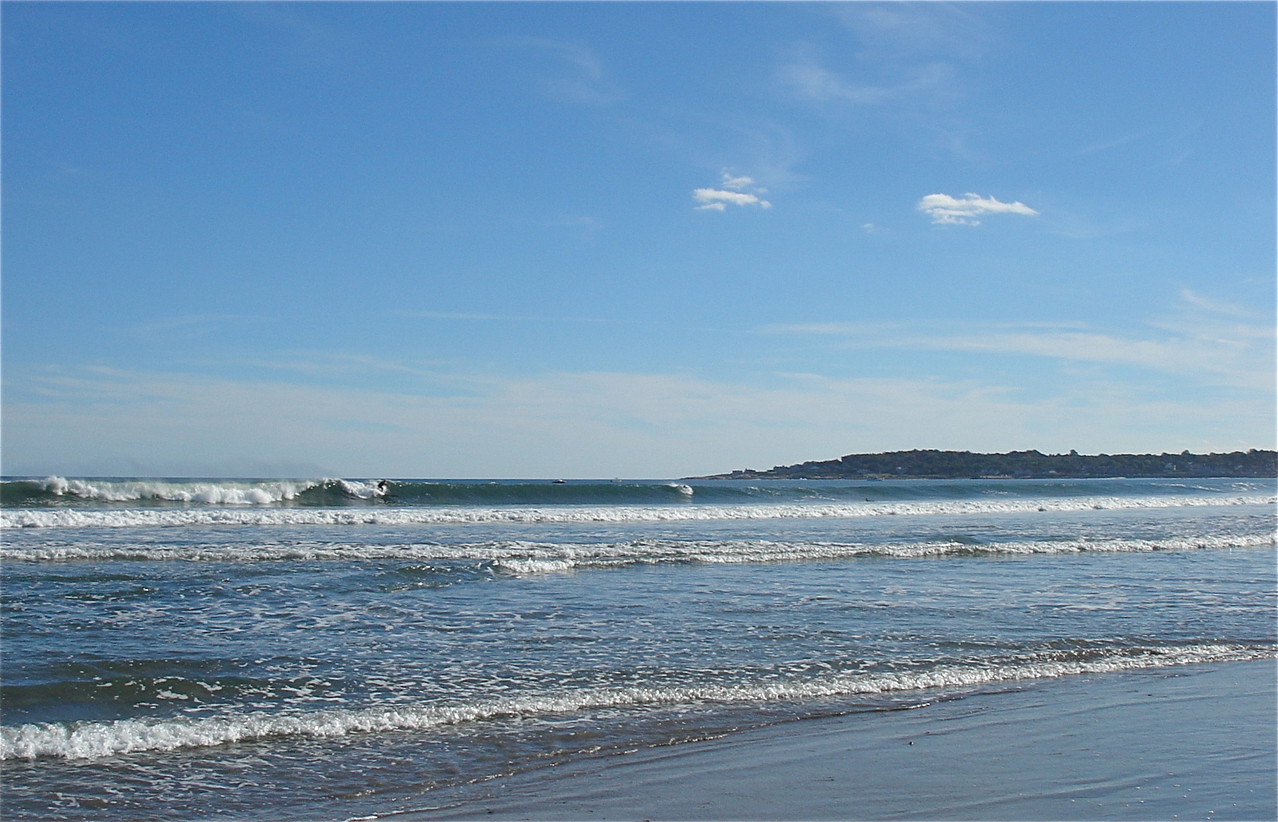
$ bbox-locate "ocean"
[2,476,1275,820]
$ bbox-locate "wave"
[3,492,1273,529]
[3,643,1270,761]
[0,477,387,507]
[3,533,1273,565]
[0,477,706,508]
[488,532,1278,573]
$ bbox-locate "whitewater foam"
[10,476,393,506]
[3,492,1272,529]
[4,533,1272,565]
[32,477,326,504]
[4,643,1268,761]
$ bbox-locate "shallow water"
[409,661,1277,821]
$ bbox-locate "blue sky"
[3,1,1274,478]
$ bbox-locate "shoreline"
[389,659,1277,821]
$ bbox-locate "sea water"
[1,476,1274,820]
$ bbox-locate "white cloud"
[917,192,1039,226]
[720,174,757,191]
[694,172,772,211]
[693,189,770,210]
[694,199,728,212]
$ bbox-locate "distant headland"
[694,449,1278,480]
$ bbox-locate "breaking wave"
[4,643,1269,761]
[0,477,384,507]
[3,533,1273,565]
[3,492,1273,529]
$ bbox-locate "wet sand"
[391,659,1277,821]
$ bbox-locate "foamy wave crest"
[4,533,1273,565]
[490,532,1278,573]
[4,643,1269,761]
[329,479,386,500]
[3,493,1273,529]
[27,476,328,505]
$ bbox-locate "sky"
[2,1,1275,479]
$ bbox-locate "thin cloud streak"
[400,310,612,325]
[130,314,265,341]
[775,41,960,109]
[759,308,1275,391]
[505,37,620,105]
[5,363,1267,478]
[829,2,996,61]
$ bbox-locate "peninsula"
[696,449,1277,480]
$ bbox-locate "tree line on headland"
[697,449,1278,480]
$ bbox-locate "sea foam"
[3,533,1272,565]
[2,492,1272,529]
[3,643,1269,761]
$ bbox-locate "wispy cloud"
[242,351,450,380]
[776,52,957,107]
[916,192,1039,226]
[759,293,1275,391]
[130,314,264,341]
[510,38,619,105]
[1173,287,1268,322]
[830,2,996,61]
[693,172,773,212]
[7,358,1269,478]
[1073,132,1146,157]
[400,310,612,326]
[776,57,891,105]
[8,287,1273,476]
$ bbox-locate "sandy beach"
[394,659,1277,821]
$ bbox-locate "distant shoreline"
[693,448,1278,480]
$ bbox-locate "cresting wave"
[3,533,1273,565]
[3,643,1270,761]
[2,493,1274,529]
[0,477,383,506]
[0,477,699,508]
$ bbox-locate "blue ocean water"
[2,476,1275,820]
